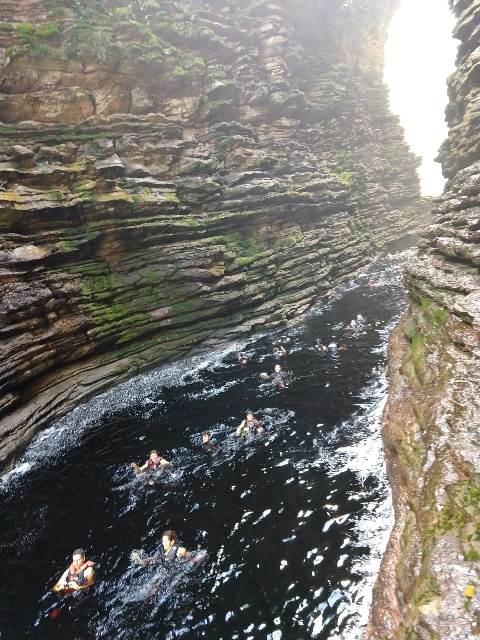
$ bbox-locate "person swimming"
[131,450,171,484]
[315,339,328,352]
[272,364,287,388]
[131,529,191,566]
[346,314,366,336]
[160,530,191,561]
[260,364,288,388]
[235,410,263,436]
[236,352,248,365]
[131,450,171,474]
[273,345,287,357]
[274,335,291,348]
[202,431,220,455]
[52,548,95,593]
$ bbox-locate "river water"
[0,248,412,640]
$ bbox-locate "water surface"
[0,249,412,640]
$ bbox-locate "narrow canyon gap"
[384,0,457,196]
[4,1,473,639]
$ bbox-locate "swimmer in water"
[274,335,291,348]
[345,319,357,336]
[131,529,190,566]
[131,450,171,484]
[52,548,95,593]
[338,343,348,352]
[272,363,287,388]
[260,364,288,388]
[328,342,338,352]
[160,530,190,561]
[202,431,220,455]
[235,410,263,436]
[273,345,287,357]
[236,352,248,365]
[315,338,328,352]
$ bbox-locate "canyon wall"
[368,1,480,638]
[0,0,425,469]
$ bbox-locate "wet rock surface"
[0,0,426,469]
[368,1,480,638]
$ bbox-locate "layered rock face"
[368,1,480,638]
[0,0,424,469]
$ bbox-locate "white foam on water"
[0,341,244,491]
[1,246,413,640]
[95,554,206,640]
[186,379,238,401]
[306,247,415,639]
[312,349,394,640]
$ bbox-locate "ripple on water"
[0,248,417,640]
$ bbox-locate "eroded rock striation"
[0,0,425,469]
[368,1,480,638]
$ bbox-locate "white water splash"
[0,342,246,490]
[311,353,394,639]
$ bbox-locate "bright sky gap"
[384,0,457,196]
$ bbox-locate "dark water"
[0,249,412,640]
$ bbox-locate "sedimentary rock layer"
[0,0,424,469]
[368,1,480,638]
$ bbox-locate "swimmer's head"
[72,548,86,566]
[162,530,178,549]
[246,410,254,420]
[274,364,281,373]
[202,431,211,443]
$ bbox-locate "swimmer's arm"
[131,462,148,473]
[136,555,158,566]
[80,567,95,589]
[255,421,264,432]
[52,569,69,592]
[177,547,189,559]
[235,421,245,436]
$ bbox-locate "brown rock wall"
[368,1,480,638]
[0,0,426,469]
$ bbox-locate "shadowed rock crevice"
[0,0,427,469]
